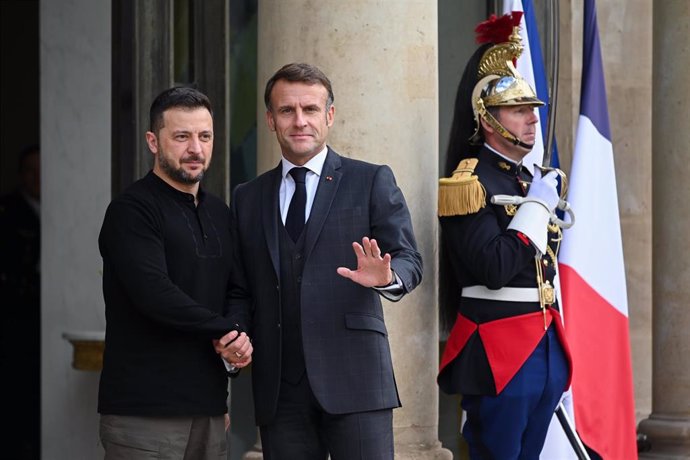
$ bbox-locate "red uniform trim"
[439,308,572,394]
[479,311,552,393]
[516,231,531,246]
[439,313,476,372]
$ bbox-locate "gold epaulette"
[438,158,486,216]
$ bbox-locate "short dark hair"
[264,63,334,111]
[487,105,501,121]
[149,86,213,134]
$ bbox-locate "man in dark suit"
[217,62,422,459]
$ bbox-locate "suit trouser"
[461,326,569,460]
[260,374,394,460]
[99,414,226,460]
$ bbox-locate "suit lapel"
[262,164,282,277]
[303,149,342,262]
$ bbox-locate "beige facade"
[32,0,688,458]
[638,1,690,457]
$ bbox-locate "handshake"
[213,324,253,368]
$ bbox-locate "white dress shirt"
[279,147,328,223]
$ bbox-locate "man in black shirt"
[98,87,252,459]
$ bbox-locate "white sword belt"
[461,285,546,303]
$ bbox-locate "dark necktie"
[286,167,308,242]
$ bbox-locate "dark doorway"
[1,0,40,194]
[0,2,41,459]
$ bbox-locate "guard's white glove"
[527,169,560,212]
[505,169,560,254]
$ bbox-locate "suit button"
[277,323,281,328]
[297,276,302,283]
[295,253,302,260]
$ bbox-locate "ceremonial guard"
[437,12,573,459]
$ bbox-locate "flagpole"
[555,403,592,460]
[543,0,560,167]
[543,0,591,456]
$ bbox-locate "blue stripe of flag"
[581,0,611,141]
[522,0,560,168]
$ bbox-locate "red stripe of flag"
[560,263,637,459]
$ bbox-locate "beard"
[158,150,206,185]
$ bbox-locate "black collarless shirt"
[98,171,235,416]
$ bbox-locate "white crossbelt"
[461,285,541,302]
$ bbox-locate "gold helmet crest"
[469,13,544,145]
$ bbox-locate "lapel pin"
[325,176,333,181]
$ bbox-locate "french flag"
[559,0,638,458]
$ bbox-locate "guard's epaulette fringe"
[438,158,486,216]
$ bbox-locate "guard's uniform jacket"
[438,146,572,396]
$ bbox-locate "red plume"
[475,11,523,44]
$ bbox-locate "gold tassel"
[438,158,486,216]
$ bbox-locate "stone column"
[41,0,111,458]
[638,1,690,457]
[252,1,451,458]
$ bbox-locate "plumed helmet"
[468,12,544,144]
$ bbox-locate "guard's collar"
[482,145,524,176]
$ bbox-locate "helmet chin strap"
[500,128,534,150]
[479,105,535,150]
